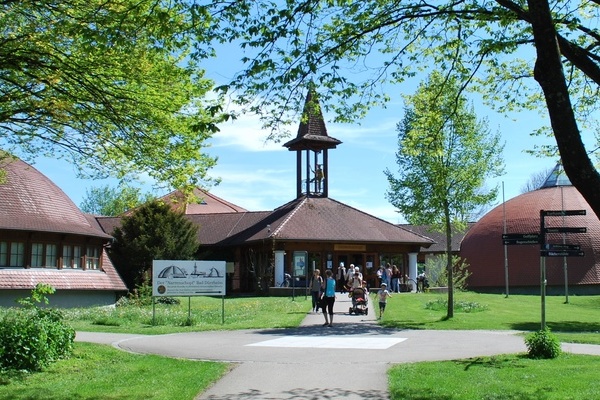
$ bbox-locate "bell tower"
[283,90,342,198]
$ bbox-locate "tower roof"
[283,90,342,151]
[541,162,572,188]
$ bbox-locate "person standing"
[377,283,392,320]
[336,262,347,293]
[385,263,393,287]
[310,269,323,313]
[381,264,389,288]
[345,263,355,285]
[391,265,401,293]
[322,270,336,327]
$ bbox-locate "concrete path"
[75,292,600,400]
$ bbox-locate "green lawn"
[62,296,310,334]
[389,353,600,399]
[376,291,600,344]
[0,342,229,400]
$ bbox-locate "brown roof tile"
[400,223,474,253]
[98,197,434,247]
[0,252,127,291]
[0,157,110,238]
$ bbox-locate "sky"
[33,89,565,224]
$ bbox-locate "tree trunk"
[527,0,600,219]
[445,206,454,318]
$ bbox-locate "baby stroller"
[348,287,369,315]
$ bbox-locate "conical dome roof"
[0,157,110,238]
[461,165,600,291]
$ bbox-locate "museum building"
[461,164,600,294]
[97,91,436,293]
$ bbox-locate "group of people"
[335,263,365,293]
[309,262,395,324]
[309,269,336,327]
[377,263,402,293]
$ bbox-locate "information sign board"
[540,250,585,257]
[541,210,586,217]
[544,227,587,234]
[152,260,226,297]
[502,233,540,245]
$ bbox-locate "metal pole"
[188,296,191,324]
[561,186,569,304]
[540,209,546,330]
[502,181,509,298]
[152,296,156,326]
[541,256,546,330]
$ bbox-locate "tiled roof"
[122,187,248,216]
[461,186,600,287]
[99,197,435,247]
[283,90,342,151]
[0,157,111,238]
[0,252,128,291]
[400,223,475,253]
[267,197,434,244]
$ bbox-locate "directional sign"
[541,209,586,217]
[502,233,540,245]
[544,244,581,251]
[541,250,585,257]
[544,227,587,234]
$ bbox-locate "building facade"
[0,156,127,307]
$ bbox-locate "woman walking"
[321,270,336,327]
[310,269,323,313]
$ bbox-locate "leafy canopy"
[385,72,504,228]
[79,184,154,216]
[1,0,228,194]
[202,0,599,141]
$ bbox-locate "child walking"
[377,283,392,320]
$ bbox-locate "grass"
[375,291,600,344]
[0,342,229,400]
[389,353,600,399]
[61,296,311,334]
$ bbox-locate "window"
[62,245,83,269]
[62,245,73,268]
[0,242,7,267]
[31,243,44,267]
[10,242,24,267]
[73,245,81,269]
[45,244,57,268]
[86,246,100,270]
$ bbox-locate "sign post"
[539,209,586,329]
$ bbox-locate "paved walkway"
[75,292,600,400]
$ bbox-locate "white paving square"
[246,336,407,350]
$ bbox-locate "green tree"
[109,201,200,290]
[385,72,503,318]
[0,1,227,195]
[80,184,154,216]
[203,0,600,218]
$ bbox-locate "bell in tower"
[283,89,342,198]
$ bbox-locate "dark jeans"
[311,291,321,310]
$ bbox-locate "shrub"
[424,298,487,313]
[0,284,75,372]
[525,327,562,359]
[118,279,180,307]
